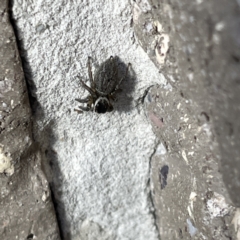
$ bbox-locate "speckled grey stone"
[0,1,60,239]
[133,0,240,239]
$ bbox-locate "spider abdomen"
[94,57,119,95]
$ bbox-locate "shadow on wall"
[112,56,136,113]
[43,126,70,240]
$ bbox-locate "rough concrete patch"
[11,0,166,239]
[144,84,236,239]
[0,146,14,175]
[74,219,115,240]
[0,0,60,238]
[207,192,232,218]
[152,21,170,65]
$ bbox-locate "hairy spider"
[75,56,130,114]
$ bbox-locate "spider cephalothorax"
[75,56,130,114]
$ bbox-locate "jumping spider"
[75,56,130,114]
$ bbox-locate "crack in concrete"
[147,140,161,240]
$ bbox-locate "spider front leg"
[75,95,94,113]
[77,75,96,97]
[88,57,95,88]
[75,96,91,103]
[74,105,91,114]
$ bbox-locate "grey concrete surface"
[1,0,240,239]
[0,0,60,239]
[133,0,240,239]
[11,0,167,239]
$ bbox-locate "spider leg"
[107,102,113,112]
[109,92,120,102]
[75,95,93,112]
[115,63,131,91]
[113,89,122,94]
[110,56,118,83]
[74,109,83,114]
[78,78,96,96]
[75,96,90,103]
[74,105,91,113]
[88,57,95,88]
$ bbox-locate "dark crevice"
[8,1,43,117]
[8,3,62,238]
[148,141,161,240]
[49,185,64,240]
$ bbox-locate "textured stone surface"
[2,0,240,239]
[0,1,60,239]
[133,0,240,239]
[11,0,167,239]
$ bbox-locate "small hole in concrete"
[200,112,210,122]
[232,55,240,63]
[27,233,34,239]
